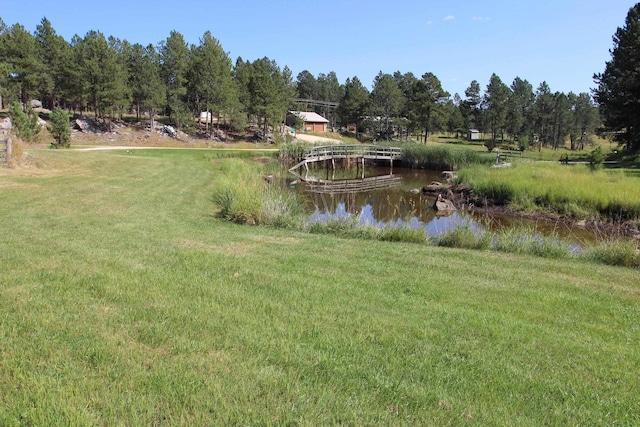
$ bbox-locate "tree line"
[0,17,296,136]
[0,14,624,151]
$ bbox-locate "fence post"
[6,138,11,166]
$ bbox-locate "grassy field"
[1,148,639,425]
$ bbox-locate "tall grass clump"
[306,217,429,244]
[278,139,312,162]
[437,223,492,249]
[584,240,640,268]
[494,226,573,259]
[401,143,492,170]
[212,159,302,227]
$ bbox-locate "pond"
[287,165,599,246]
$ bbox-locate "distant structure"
[288,111,330,132]
[467,129,480,140]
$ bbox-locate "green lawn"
[1,149,638,425]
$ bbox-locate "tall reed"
[400,143,492,170]
[212,159,302,226]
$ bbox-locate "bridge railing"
[305,145,403,160]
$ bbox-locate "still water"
[288,165,598,245]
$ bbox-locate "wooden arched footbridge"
[289,145,403,173]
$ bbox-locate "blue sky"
[1,0,634,98]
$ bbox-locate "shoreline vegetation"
[212,143,640,268]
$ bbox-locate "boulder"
[433,194,457,212]
[74,116,97,133]
[442,171,457,183]
[422,181,445,193]
[0,117,11,130]
[29,99,42,109]
[163,125,177,138]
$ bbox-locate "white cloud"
[426,20,433,25]
[471,16,490,21]
[443,15,455,21]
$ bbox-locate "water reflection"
[290,165,598,245]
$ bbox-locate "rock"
[74,116,97,133]
[0,117,11,130]
[410,188,421,194]
[422,181,445,193]
[433,194,457,212]
[37,117,47,126]
[163,125,177,138]
[212,128,227,141]
[29,99,42,109]
[442,171,457,182]
[575,220,587,228]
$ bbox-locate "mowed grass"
[1,149,639,425]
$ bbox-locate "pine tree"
[483,73,510,149]
[48,107,71,148]
[159,31,189,128]
[408,72,449,143]
[336,76,370,137]
[593,3,640,152]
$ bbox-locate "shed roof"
[290,111,329,123]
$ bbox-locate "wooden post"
[6,138,11,166]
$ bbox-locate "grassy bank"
[457,161,640,221]
[1,149,639,425]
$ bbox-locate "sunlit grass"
[457,161,640,220]
[1,148,639,425]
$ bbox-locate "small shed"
[289,111,329,132]
[467,129,480,140]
